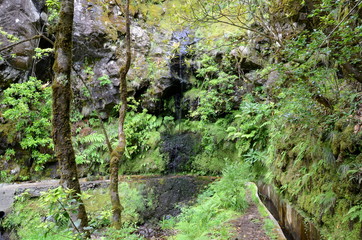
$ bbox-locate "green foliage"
[176,92,271,175]
[0,77,53,171]
[4,182,150,239]
[226,95,271,158]
[102,225,144,240]
[0,27,19,59]
[262,218,279,240]
[73,106,164,174]
[344,204,362,223]
[170,163,250,239]
[39,187,92,238]
[124,109,163,159]
[3,190,77,240]
[181,118,235,174]
[189,54,239,121]
[74,129,110,168]
[119,182,152,224]
[33,47,54,59]
[312,190,337,216]
[0,170,12,182]
[97,74,112,86]
[0,27,19,44]
[45,0,61,26]
[84,182,151,228]
[260,3,362,235]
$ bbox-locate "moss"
[340,125,355,152]
[100,14,126,40]
[17,168,30,181]
[0,122,17,143]
[269,0,303,17]
[332,124,360,159]
[356,153,362,162]
[319,199,361,240]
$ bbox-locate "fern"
[79,132,105,144]
[312,191,337,215]
[343,205,362,223]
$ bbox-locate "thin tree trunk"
[52,0,89,233]
[110,0,131,229]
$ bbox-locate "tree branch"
[0,34,54,52]
[110,0,131,229]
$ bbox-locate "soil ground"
[229,203,270,240]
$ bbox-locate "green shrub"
[0,77,53,171]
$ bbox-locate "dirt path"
[228,183,286,240]
[230,203,271,240]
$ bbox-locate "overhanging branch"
[0,34,54,52]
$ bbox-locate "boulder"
[0,0,43,89]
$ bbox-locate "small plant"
[190,54,238,121]
[0,27,19,43]
[3,189,76,240]
[39,186,92,239]
[160,216,177,230]
[343,204,362,223]
[45,0,61,25]
[97,74,112,86]
[226,95,271,158]
[103,225,144,240]
[33,47,54,59]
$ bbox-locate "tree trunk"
[110,0,131,229]
[52,0,89,233]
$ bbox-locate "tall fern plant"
[226,94,272,163]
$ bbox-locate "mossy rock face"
[332,123,362,160]
[161,132,201,173]
[269,0,303,18]
[139,176,213,222]
[17,167,30,181]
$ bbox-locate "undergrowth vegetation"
[0,77,52,180]
[2,182,148,240]
[162,163,251,240]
